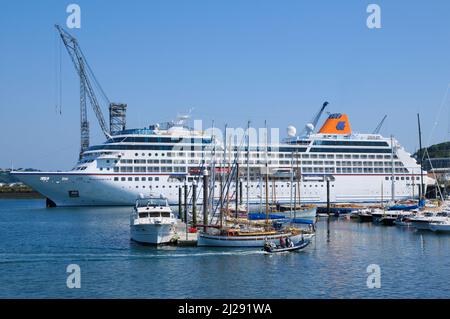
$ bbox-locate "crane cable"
[54,31,63,115]
[426,84,450,147]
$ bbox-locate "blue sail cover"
[290,218,315,225]
[247,213,315,225]
[388,204,419,211]
[248,213,286,220]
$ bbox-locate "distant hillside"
[414,141,450,160]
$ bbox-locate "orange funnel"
[318,113,352,134]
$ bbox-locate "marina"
[3,0,450,304]
[1,198,450,298]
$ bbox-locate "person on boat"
[264,239,271,251]
[280,237,286,248]
[285,237,290,247]
[286,237,294,248]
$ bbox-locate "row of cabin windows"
[88,145,209,151]
[106,137,212,144]
[107,165,410,174]
[118,159,176,164]
[131,152,201,158]
[313,140,389,147]
[299,167,409,173]
[113,178,336,189]
[335,167,409,173]
[114,176,160,182]
[115,166,186,173]
[96,150,398,161]
[385,176,420,181]
[279,160,406,167]
[108,157,404,168]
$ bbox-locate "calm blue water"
[1,199,450,298]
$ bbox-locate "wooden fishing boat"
[197,227,313,247]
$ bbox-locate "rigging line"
[426,84,450,146]
[59,37,63,115]
[54,30,58,114]
[210,126,247,222]
[424,148,444,201]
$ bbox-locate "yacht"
[410,212,448,231]
[429,218,450,232]
[130,196,176,245]
[12,112,433,206]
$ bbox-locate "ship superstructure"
[12,113,431,206]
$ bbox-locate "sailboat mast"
[417,113,424,200]
[235,152,239,219]
[265,164,269,226]
[296,151,301,207]
[226,134,231,214]
[222,124,227,228]
[210,121,216,217]
[246,121,250,215]
[264,120,269,226]
[391,135,395,202]
[290,151,294,214]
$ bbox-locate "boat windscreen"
[136,198,168,207]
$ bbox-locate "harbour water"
[1,199,449,299]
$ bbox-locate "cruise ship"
[12,113,432,206]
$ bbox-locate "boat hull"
[197,232,313,247]
[411,222,430,230]
[263,239,310,253]
[130,224,175,245]
[358,214,373,222]
[429,224,450,232]
[12,171,422,207]
[394,220,411,227]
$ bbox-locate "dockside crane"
[372,115,387,134]
[55,25,113,156]
[300,101,329,136]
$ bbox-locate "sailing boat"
[197,122,313,247]
[248,151,317,222]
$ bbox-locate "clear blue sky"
[1,0,450,170]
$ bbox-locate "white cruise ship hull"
[130,223,175,245]
[12,171,423,207]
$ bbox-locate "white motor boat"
[371,210,406,226]
[130,196,177,245]
[410,212,448,231]
[394,213,415,227]
[429,218,450,232]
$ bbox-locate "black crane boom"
[372,115,387,134]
